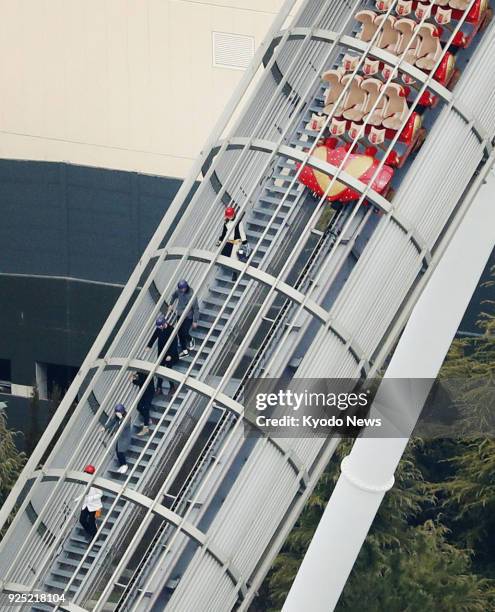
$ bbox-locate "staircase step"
[246,222,280,236]
[56,557,92,572]
[44,577,69,593]
[251,208,285,222]
[248,228,281,241]
[49,567,84,582]
[265,183,300,196]
[259,193,297,207]
[202,298,238,312]
[65,542,98,558]
[210,285,244,298]
[195,320,223,333]
[201,300,232,313]
[272,172,297,184]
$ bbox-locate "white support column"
[282,168,495,612]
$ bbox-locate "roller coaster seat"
[416,24,442,71]
[362,78,387,126]
[382,83,409,130]
[342,75,367,122]
[323,68,347,116]
[355,10,378,43]
[375,14,400,51]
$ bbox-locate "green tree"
[0,403,25,510]
[433,439,495,554]
[337,521,494,612]
[260,441,440,610]
[439,265,495,431]
[431,269,495,566]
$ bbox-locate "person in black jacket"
[169,279,199,356]
[132,371,155,436]
[146,314,179,396]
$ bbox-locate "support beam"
[282,167,495,612]
[153,247,371,368]
[24,469,245,591]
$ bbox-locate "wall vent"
[212,31,255,70]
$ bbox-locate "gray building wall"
[0,275,122,385]
[0,159,181,386]
[0,159,181,284]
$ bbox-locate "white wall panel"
[0,0,299,178]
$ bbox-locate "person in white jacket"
[77,465,103,541]
[216,206,247,281]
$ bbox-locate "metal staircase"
[32,119,323,608]
[29,41,385,599]
[93,142,378,612]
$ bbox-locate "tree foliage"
[432,270,495,561]
[338,521,494,612]
[259,440,494,611]
[0,406,25,508]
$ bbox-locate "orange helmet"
[225,206,235,220]
[84,464,96,474]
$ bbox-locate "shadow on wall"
[0,159,182,285]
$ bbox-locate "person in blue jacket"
[103,403,132,475]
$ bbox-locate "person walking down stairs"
[216,205,247,281]
[146,314,180,395]
[102,403,132,474]
[131,371,154,436]
[76,464,102,543]
[168,280,199,357]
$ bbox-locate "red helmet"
[84,464,96,474]
[224,206,235,220]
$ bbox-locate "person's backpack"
[237,243,251,263]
